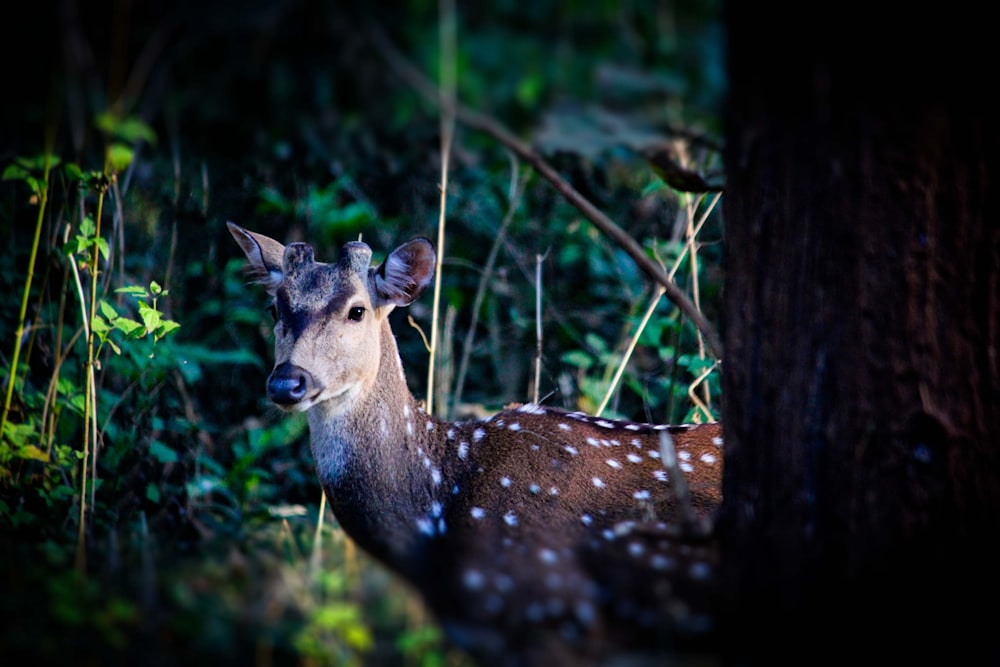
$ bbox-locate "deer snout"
[267,362,317,406]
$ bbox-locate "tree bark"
[719,3,1000,661]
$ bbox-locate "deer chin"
[301,383,360,417]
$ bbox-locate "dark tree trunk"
[719,3,1000,662]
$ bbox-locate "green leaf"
[145,483,161,503]
[115,285,149,298]
[561,349,594,370]
[99,300,119,320]
[16,445,49,462]
[148,440,178,464]
[156,320,181,339]
[138,302,161,333]
[91,314,110,336]
[106,143,134,173]
[149,281,163,296]
[96,237,110,262]
[113,318,143,337]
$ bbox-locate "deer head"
[228,222,723,666]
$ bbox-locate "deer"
[227,221,724,666]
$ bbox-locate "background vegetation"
[0,1,724,664]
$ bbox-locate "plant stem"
[1,155,53,443]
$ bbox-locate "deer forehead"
[276,242,376,323]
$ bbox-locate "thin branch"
[366,20,723,360]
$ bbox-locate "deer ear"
[227,221,285,295]
[374,238,436,306]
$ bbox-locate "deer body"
[228,222,723,666]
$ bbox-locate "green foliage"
[2,1,723,664]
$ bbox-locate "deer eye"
[348,306,365,322]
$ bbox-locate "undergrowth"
[0,1,724,664]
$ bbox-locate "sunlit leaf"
[115,285,149,298]
[106,143,134,173]
[15,445,49,462]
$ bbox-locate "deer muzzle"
[267,362,318,407]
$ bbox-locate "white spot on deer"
[600,439,612,447]
[564,445,579,456]
[437,518,447,534]
[430,501,443,517]
[592,477,605,488]
[678,450,691,461]
[712,436,724,446]
[680,462,694,473]
[470,507,486,520]
[648,450,661,459]
[596,420,614,429]
[628,542,644,557]
[495,419,505,428]
[602,529,615,541]
[536,548,558,566]
[580,514,593,526]
[610,439,621,446]
[403,404,411,418]
[406,421,413,437]
[458,441,469,460]
[701,452,718,464]
[503,510,519,527]
[508,422,521,431]
[446,428,456,440]
[431,467,442,485]
[531,444,539,451]
[625,423,641,431]
[633,489,651,500]
[558,423,571,431]
[529,483,541,494]
[586,437,599,447]
[627,453,643,464]
[549,486,560,496]
[379,418,388,437]
[653,470,668,482]
[606,459,622,469]
[473,428,486,443]
[654,424,669,431]
[463,569,485,590]
[500,476,511,488]
[630,438,642,448]
[452,485,460,495]
[426,421,435,431]
[416,518,435,536]
[422,455,433,469]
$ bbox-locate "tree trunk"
[719,3,1000,661]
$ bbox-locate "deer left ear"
[374,238,436,306]
[227,221,286,295]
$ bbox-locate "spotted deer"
[227,222,723,666]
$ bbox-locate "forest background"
[0,1,726,664]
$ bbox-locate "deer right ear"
[227,221,285,295]
[374,237,436,306]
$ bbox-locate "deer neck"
[305,317,451,575]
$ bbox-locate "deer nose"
[267,362,315,405]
